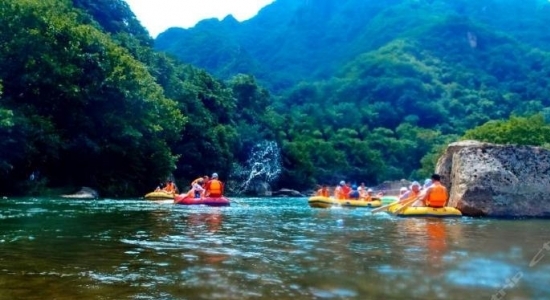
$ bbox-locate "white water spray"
[229,141,282,195]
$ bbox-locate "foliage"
[0,0,189,196]
[462,114,550,148]
[156,0,550,188]
[4,0,550,195]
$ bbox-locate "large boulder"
[435,141,550,217]
[272,188,307,198]
[247,180,272,196]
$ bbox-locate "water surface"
[1,197,549,299]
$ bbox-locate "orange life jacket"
[334,186,346,199]
[426,182,447,208]
[208,179,223,196]
[342,185,351,196]
[316,188,330,197]
[164,182,176,193]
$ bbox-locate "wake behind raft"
[174,194,230,207]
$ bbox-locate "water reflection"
[186,211,223,233]
[1,198,550,300]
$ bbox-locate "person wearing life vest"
[205,173,224,197]
[342,181,351,198]
[420,174,448,208]
[334,181,347,199]
[163,180,177,194]
[366,188,377,201]
[316,185,330,197]
[400,181,421,204]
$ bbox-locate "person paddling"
[205,173,224,197]
[417,174,448,208]
[399,181,421,203]
[191,178,205,198]
[334,181,347,199]
[163,180,178,194]
[315,185,330,197]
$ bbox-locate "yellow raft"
[387,204,462,217]
[308,196,382,208]
[144,191,175,200]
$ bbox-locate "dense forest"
[157,0,550,188]
[0,0,274,196]
[1,0,549,197]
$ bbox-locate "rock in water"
[436,141,550,217]
[61,187,99,199]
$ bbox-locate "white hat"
[339,180,345,185]
[367,188,373,192]
[212,173,219,178]
[399,187,408,192]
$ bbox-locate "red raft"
[174,195,230,207]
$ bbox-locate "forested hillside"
[0,0,274,196]
[2,0,550,196]
[156,0,550,188]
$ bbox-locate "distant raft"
[308,196,382,208]
[388,204,462,217]
[144,191,175,200]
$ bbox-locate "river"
[0,197,549,300]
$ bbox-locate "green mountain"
[155,0,550,92]
[3,0,550,195]
[155,0,550,188]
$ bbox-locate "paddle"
[392,196,422,215]
[371,199,402,213]
[371,194,422,214]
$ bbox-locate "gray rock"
[61,186,99,199]
[248,181,272,196]
[272,188,306,198]
[436,141,550,217]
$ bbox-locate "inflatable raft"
[388,204,462,217]
[174,195,230,207]
[144,191,175,200]
[308,196,382,208]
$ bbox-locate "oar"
[392,196,421,215]
[371,199,402,213]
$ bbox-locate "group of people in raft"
[315,173,448,208]
[155,173,225,198]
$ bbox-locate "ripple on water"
[445,257,519,288]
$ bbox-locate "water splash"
[229,141,281,195]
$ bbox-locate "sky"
[124,0,275,38]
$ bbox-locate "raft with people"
[144,191,175,200]
[372,174,463,218]
[387,203,462,217]
[174,194,230,206]
[308,196,382,208]
[173,172,230,206]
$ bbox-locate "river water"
[0,197,549,300]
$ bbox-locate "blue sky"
[125,0,275,38]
